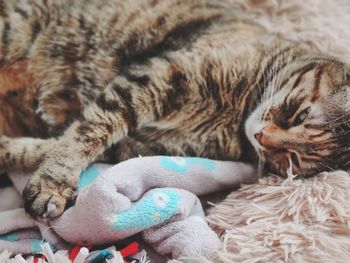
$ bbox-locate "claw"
[43,203,57,218]
[47,203,57,214]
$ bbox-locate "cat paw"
[23,167,78,219]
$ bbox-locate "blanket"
[0,156,257,261]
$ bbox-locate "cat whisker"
[319,161,337,172]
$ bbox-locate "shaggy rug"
[171,171,350,263]
[232,0,350,63]
[181,0,350,262]
[207,171,350,263]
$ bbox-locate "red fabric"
[120,242,139,257]
[69,246,81,261]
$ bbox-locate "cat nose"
[254,132,263,145]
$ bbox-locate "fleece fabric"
[0,156,257,260]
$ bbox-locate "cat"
[0,0,349,219]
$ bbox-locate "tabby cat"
[0,0,349,219]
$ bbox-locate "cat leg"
[0,135,148,173]
[0,136,56,172]
[22,116,129,218]
[22,74,172,218]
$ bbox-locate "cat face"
[245,56,350,177]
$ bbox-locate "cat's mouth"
[259,147,302,176]
[245,115,303,175]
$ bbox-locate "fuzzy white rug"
[207,171,350,263]
[231,0,350,63]
[169,171,350,263]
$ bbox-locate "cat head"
[245,53,350,177]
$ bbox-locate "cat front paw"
[23,166,78,219]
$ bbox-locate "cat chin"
[244,112,266,152]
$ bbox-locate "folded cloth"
[0,209,64,255]
[1,156,257,260]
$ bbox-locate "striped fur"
[0,0,348,218]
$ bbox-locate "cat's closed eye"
[290,152,300,167]
[292,107,310,126]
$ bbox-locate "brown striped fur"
[0,0,349,218]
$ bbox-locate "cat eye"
[293,107,310,126]
[290,152,300,167]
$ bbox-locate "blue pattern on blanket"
[79,165,100,190]
[0,233,17,241]
[31,240,56,253]
[159,156,216,174]
[31,239,43,253]
[112,188,181,231]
